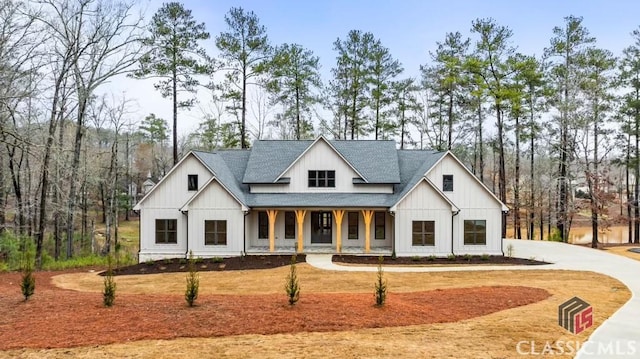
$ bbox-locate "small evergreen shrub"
[447,254,456,261]
[481,253,490,261]
[411,255,421,262]
[20,249,35,301]
[212,257,224,263]
[427,255,436,261]
[463,254,473,262]
[284,254,300,305]
[185,251,199,307]
[506,244,515,258]
[145,259,155,266]
[103,255,116,307]
[374,256,387,306]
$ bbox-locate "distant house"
[133,136,508,261]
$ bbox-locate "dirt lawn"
[0,265,630,358]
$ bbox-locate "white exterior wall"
[138,154,213,261]
[275,139,393,193]
[187,180,245,257]
[394,181,453,256]
[426,154,503,255]
[249,183,392,193]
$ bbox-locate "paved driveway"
[306,239,640,358]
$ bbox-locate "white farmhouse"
[133,136,508,261]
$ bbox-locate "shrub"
[481,253,490,261]
[411,255,421,262]
[447,254,456,261]
[185,251,199,307]
[103,255,116,307]
[284,254,300,305]
[427,255,436,261]
[374,256,387,306]
[145,259,155,266]
[506,244,515,258]
[463,254,473,262]
[212,256,224,263]
[20,249,35,301]
[548,228,564,242]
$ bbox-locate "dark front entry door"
[311,211,332,244]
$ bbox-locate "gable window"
[258,211,268,239]
[443,175,453,192]
[285,211,296,239]
[374,211,385,239]
[348,212,359,239]
[204,220,227,245]
[412,221,435,246]
[155,219,177,244]
[464,220,486,245]
[308,170,335,188]
[188,174,198,191]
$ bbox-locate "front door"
[311,211,332,244]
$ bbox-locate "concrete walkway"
[305,239,640,358]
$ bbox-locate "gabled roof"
[191,150,249,207]
[242,136,401,184]
[133,152,197,210]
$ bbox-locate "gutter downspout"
[134,210,140,263]
[501,210,507,256]
[389,211,395,256]
[243,210,250,255]
[451,210,460,256]
[182,210,188,259]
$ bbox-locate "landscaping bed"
[333,254,549,266]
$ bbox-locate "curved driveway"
[306,239,640,358]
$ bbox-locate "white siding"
[394,181,453,256]
[187,180,245,256]
[139,209,187,261]
[276,139,394,193]
[142,155,213,209]
[138,154,213,261]
[426,154,504,255]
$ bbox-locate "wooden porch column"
[267,210,278,253]
[362,210,374,254]
[332,210,345,253]
[295,210,307,253]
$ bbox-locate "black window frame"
[155,219,177,244]
[443,174,453,192]
[348,212,359,240]
[284,211,296,239]
[308,170,336,188]
[204,220,227,245]
[374,211,385,240]
[412,221,435,246]
[188,174,198,191]
[464,220,487,245]
[258,211,269,239]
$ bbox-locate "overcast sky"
[109,0,640,136]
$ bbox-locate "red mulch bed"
[0,271,550,350]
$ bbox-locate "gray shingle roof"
[191,141,446,209]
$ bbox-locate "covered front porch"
[246,208,393,254]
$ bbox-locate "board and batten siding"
[138,154,213,261]
[394,181,453,256]
[426,153,504,255]
[187,180,245,256]
[278,139,393,193]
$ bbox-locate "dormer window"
[443,175,453,192]
[308,170,335,188]
[188,174,198,191]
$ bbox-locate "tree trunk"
[477,100,484,183]
[241,62,248,148]
[496,104,507,239]
[627,133,633,243]
[529,107,535,240]
[514,113,521,240]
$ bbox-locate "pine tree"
[132,2,210,165]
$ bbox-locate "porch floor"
[246,246,392,256]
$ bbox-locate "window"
[258,211,268,239]
[188,174,198,191]
[412,221,435,246]
[348,212,359,239]
[204,220,227,245]
[443,175,453,191]
[308,170,335,188]
[155,219,177,244]
[285,211,296,239]
[374,211,385,239]
[464,220,486,245]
